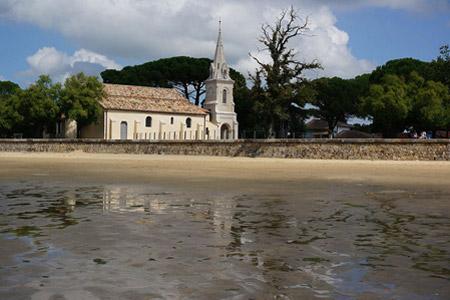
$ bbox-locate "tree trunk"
[182,83,189,101]
[267,117,276,139]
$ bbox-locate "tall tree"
[362,74,411,137]
[407,72,450,133]
[102,56,211,106]
[0,81,22,136]
[19,75,61,137]
[369,58,432,84]
[249,6,321,137]
[430,44,450,89]
[230,69,253,135]
[60,73,104,134]
[310,77,359,137]
[0,81,20,97]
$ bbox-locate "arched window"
[170,117,174,125]
[222,89,227,103]
[186,117,192,128]
[145,116,152,127]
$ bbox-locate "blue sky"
[335,7,450,64]
[0,0,449,86]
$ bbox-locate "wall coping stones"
[0,139,449,160]
[0,138,449,144]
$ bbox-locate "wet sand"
[0,152,449,299]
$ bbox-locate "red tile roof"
[100,84,208,115]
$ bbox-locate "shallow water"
[0,180,449,299]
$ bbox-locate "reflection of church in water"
[64,187,265,269]
[100,187,237,240]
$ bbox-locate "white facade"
[101,111,209,140]
[204,22,239,140]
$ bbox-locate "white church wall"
[105,110,208,140]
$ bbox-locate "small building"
[62,23,238,141]
[305,118,352,138]
[335,129,375,139]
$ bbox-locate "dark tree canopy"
[369,58,433,84]
[0,81,22,136]
[0,81,20,97]
[310,77,361,137]
[18,75,61,137]
[362,71,450,137]
[102,56,212,106]
[101,56,252,133]
[430,44,450,89]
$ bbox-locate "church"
[61,25,238,140]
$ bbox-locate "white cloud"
[7,0,441,79]
[0,75,5,81]
[315,0,450,11]
[24,47,121,82]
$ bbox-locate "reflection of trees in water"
[1,186,104,237]
[223,195,301,277]
[2,185,175,238]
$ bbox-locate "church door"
[220,123,230,140]
[120,121,128,140]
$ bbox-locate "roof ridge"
[103,83,177,91]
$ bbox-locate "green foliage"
[362,74,411,137]
[0,81,22,136]
[60,73,104,130]
[369,58,433,84]
[230,69,253,132]
[102,56,211,106]
[19,75,61,137]
[0,81,20,97]
[363,71,450,137]
[429,44,450,89]
[0,73,104,138]
[310,77,361,136]
[409,79,449,131]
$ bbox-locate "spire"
[214,19,226,65]
[209,19,230,80]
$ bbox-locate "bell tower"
[204,21,238,139]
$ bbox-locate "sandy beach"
[0,152,449,189]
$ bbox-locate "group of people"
[411,131,431,139]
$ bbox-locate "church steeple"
[209,20,230,80]
[204,19,238,139]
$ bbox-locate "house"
[59,24,238,140]
[335,129,375,138]
[305,118,352,138]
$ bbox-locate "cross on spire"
[210,19,229,80]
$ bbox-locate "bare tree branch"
[248,6,322,138]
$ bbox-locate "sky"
[0,0,449,87]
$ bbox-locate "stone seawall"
[0,139,449,161]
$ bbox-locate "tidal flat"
[0,153,449,299]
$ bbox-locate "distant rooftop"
[306,119,352,131]
[101,84,208,115]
